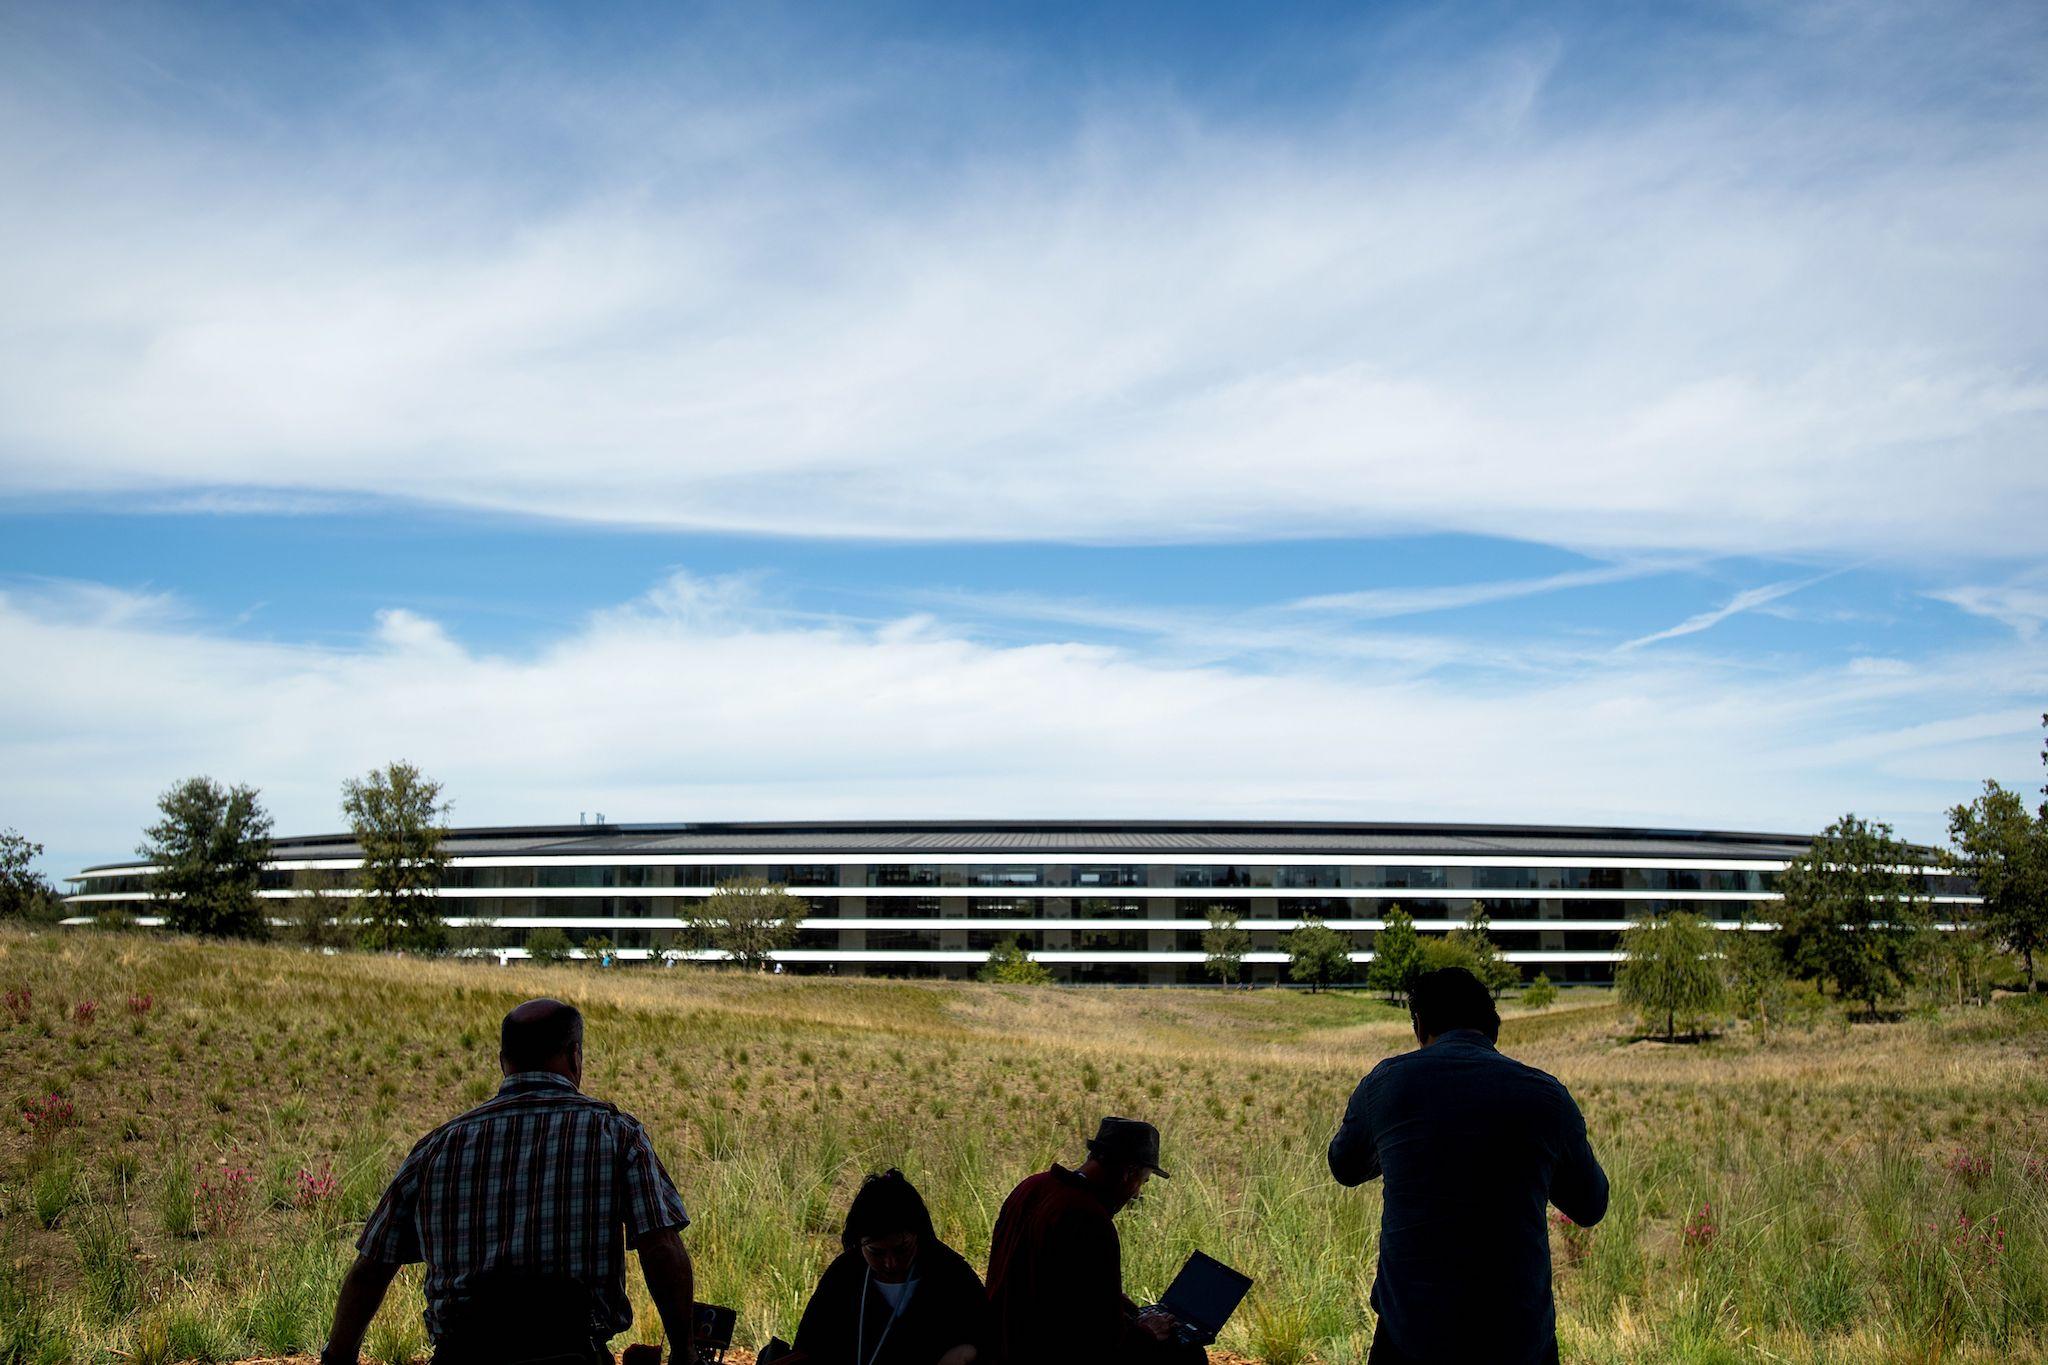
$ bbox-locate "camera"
[690,1302,736,1365]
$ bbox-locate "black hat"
[1087,1116,1170,1178]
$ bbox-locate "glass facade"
[65,824,1974,986]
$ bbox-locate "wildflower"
[1682,1202,1717,1251]
[293,1164,340,1208]
[3,987,30,1024]
[196,1165,258,1234]
[127,993,154,1015]
[1946,1147,1991,1185]
[23,1093,77,1135]
[1549,1208,1592,1266]
[72,999,97,1024]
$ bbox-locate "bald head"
[500,998,584,1081]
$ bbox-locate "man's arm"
[637,1226,697,1360]
[1548,1088,1609,1227]
[1327,1073,1383,1187]
[320,1256,401,1365]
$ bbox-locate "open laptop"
[1155,1251,1254,1347]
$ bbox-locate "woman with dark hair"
[788,1170,989,1365]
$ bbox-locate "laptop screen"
[1160,1251,1253,1331]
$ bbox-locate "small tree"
[524,925,573,965]
[1284,915,1352,992]
[1722,910,1791,1031]
[1617,912,1725,1040]
[979,938,1053,985]
[1775,813,1928,1018]
[1450,902,1522,998]
[580,934,616,967]
[1366,905,1424,1002]
[281,891,352,950]
[342,762,450,953]
[1,829,46,916]
[1522,972,1558,1010]
[446,912,501,960]
[690,877,808,971]
[1202,910,1252,986]
[1945,779,2046,992]
[139,777,274,938]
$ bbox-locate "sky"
[2,0,2045,879]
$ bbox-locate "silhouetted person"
[319,999,697,1365]
[984,1117,1200,1365]
[1328,968,1608,1365]
[785,1169,990,1365]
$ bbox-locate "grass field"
[2,926,2046,1364]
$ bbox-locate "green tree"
[978,937,1054,984]
[1201,910,1252,986]
[0,829,65,925]
[1522,972,1558,1010]
[1945,779,2047,992]
[341,762,450,953]
[139,777,274,938]
[524,925,573,965]
[1775,813,1929,1018]
[1366,905,1424,1002]
[689,877,808,970]
[1284,915,1352,992]
[1617,912,1726,1040]
[1450,902,1522,998]
[580,934,616,966]
[445,911,501,960]
[1722,909,1791,1031]
[281,891,352,950]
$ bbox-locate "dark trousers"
[1368,1322,1560,1365]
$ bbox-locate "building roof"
[82,819,1818,870]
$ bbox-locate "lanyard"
[856,1265,908,1365]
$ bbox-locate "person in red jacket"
[983,1118,1202,1365]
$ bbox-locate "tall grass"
[1,926,2044,1362]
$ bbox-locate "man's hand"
[1135,1307,1177,1342]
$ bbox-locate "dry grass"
[1,926,2045,1364]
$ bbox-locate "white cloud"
[0,8,2044,557]
[1617,578,1822,651]
[4,574,2043,879]
[1286,563,1679,618]
[1928,579,2048,638]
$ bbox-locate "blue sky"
[2,1,2045,877]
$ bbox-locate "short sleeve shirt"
[359,1072,690,1339]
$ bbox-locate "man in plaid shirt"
[320,999,697,1365]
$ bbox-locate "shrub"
[1522,973,1558,1010]
[73,998,98,1024]
[127,993,154,1016]
[524,926,573,965]
[23,1092,77,1139]
[196,1166,257,1235]
[978,939,1053,985]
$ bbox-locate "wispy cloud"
[6,572,2044,879]
[1928,577,2048,639]
[0,6,2043,557]
[1286,562,1681,618]
[1618,578,1823,651]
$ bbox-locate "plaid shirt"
[359,1072,690,1340]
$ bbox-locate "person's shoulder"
[924,1238,986,1288]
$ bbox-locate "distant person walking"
[319,999,698,1365]
[984,1117,1201,1365]
[1327,968,1608,1364]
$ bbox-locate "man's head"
[499,998,584,1085]
[1408,967,1500,1047]
[1079,1116,1169,1216]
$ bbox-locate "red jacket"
[984,1165,1151,1365]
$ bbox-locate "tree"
[979,938,1054,985]
[139,777,273,938]
[342,762,450,953]
[1202,910,1251,986]
[1284,915,1352,992]
[1449,902,1522,998]
[1774,813,1929,1018]
[524,925,573,965]
[1522,973,1558,1010]
[580,934,616,967]
[1617,912,1726,1040]
[281,891,352,950]
[1366,905,1424,1002]
[1945,780,2046,992]
[445,911,501,960]
[689,877,808,970]
[0,829,64,925]
[1722,909,1791,1032]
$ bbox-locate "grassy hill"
[2,927,2045,1363]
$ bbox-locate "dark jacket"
[984,1165,1156,1365]
[793,1238,989,1365]
[1328,1029,1609,1365]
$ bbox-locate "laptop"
[1156,1251,1254,1347]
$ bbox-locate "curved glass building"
[64,819,1973,984]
